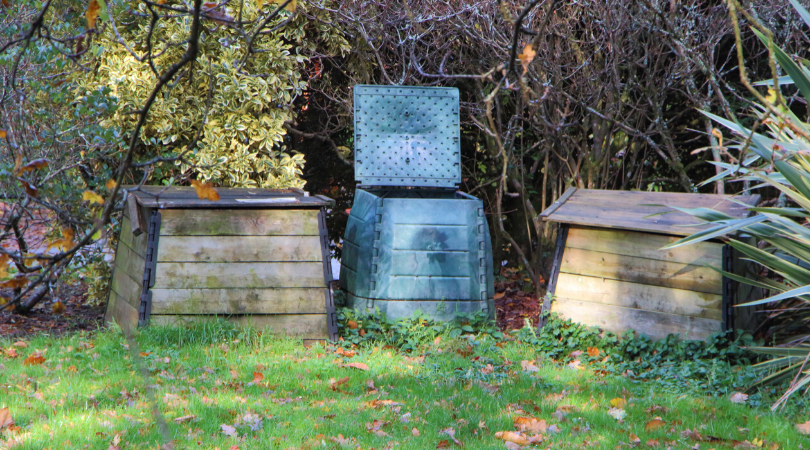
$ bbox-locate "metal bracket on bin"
[538,223,568,330]
[318,208,338,341]
[721,244,735,332]
[138,210,161,327]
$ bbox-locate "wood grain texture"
[560,247,722,294]
[153,262,325,289]
[552,299,722,341]
[544,189,758,236]
[114,240,147,282]
[110,268,143,309]
[119,215,147,257]
[150,288,326,314]
[565,226,723,266]
[159,209,320,236]
[555,273,723,320]
[105,292,139,332]
[150,314,328,338]
[157,236,323,262]
[129,186,332,209]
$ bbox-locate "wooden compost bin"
[539,188,761,341]
[104,186,336,342]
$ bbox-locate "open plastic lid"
[353,85,460,188]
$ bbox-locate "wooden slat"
[150,288,326,314]
[539,187,577,219]
[129,186,332,209]
[153,262,325,289]
[110,267,144,309]
[119,215,147,257]
[157,236,323,262]
[552,299,722,341]
[555,273,723,320]
[159,209,320,236]
[560,247,722,294]
[565,226,723,266]
[544,188,759,236]
[105,292,139,332]
[114,240,147,282]
[149,314,328,338]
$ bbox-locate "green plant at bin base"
[335,308,810,411]
[664,0,810,410]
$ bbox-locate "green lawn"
[1,323,809,450]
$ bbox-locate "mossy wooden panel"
[119,214,148,257]
[150,288,326,314]
[106,292,139,331]
[553,273,722,320]
[150,314,328,338]
[153,262,324,289]
[565,226,722,266]
[553,299,722,341]
[110,263,143,309]
[115,241,147,282]
[560,247,722,294]
[160,209,319,236]
[157,236,322,262]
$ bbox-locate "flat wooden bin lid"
[127,186,334,209]
[539,188,759,236]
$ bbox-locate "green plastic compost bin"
[339,85,495,321]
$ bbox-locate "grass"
[1,322,809,450]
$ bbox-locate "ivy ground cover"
[1,323,809,450]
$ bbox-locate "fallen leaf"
[86,0,100,28]
[344,362,369,371]
[729,392,748,404]
[174,415,196,424]
[330,376,349,391]
[0,254,9,278]
[610,397,627,409]
[520,360,539,373]
[24,352,46,366]
[494,431,529,446]
[587,346,600,357]
[480,364,494,375]
[190,180,220,201]
[645,419,665,432]
[0,407,12,429]
[629,433,641,445]
[504,443,520,450]
[607,407,626,421]
[518,44,536,74]
[347,320,359,329]
[12,341,27,349]
[0,130,6,138]
[82,190,105,205]
[412,427,420,437]
[18,178,37,197]
[436,440,450,449]
[251,371,264,384]
[52,301,66,314]
[796,420,810,435]
[494,292,505,299]
[221,424,238,437]
[646,438,660,447]
[514,416,547,434]
[106,179,117,190]
[4,348,18,359]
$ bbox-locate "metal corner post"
[721,243,734,333]
[138,210,161,327]
[318,208,338,341]
[538,223,568,330]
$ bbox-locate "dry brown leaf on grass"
[220,424,238,437]
[729,392,748,404]
[412,427,420,437]
[494,431,529,446]
[174,415,196,424]
[343,362,369,371]
[23,352,45,365]
[520,360,539,373]
[251,371,264,384]
[0,407,13,429]
[190,180,220,201]
[644,419,665,431]
[12,341,27,349]
[629,433,641,445]
[797,420,810,435]
[514,416,547,434]
[610,397,627,408]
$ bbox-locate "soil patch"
[0,283,104,338]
